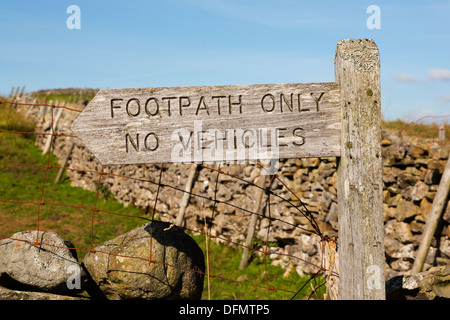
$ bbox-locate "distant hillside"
[30,88,99,96]
[28,88,99,105]
[382,120,449,141]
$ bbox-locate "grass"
[33,92,96,104]
[0,103,321,300]
[0,102,35,135]
[382,119,450,140]
[193,234,323,300]
[0,132,320,299]
[3,91,447,300]
[0,131,150,260]
[0,103,149,260]
[11,93,449,300]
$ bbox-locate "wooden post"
[411,156,450,274]
[19,85,25,98]
[335,39,385,300]
[175,164,199,227]
[13,86,20,98]
[239,174,268,270]
[42,102,64,155]
[439,123,446,141]
[55,141,75,183]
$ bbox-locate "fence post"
[439,123,446,141]
[55,141,75,183]
[175,164,199,227]
[42,102,64,155]
[239,174,268,270]
[411,156,450,274]
[334,39,385,300]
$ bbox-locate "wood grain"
[335,39,385,300]
[71,82,341,165]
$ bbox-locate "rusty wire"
[0,99,334,299]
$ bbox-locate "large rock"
[0,286,88,300]
[386,266,450,300]
[385,220,413,243]
[83,221,205,300]
[0,230,86,295]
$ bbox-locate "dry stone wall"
[22,98,450,280]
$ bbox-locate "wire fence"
[0,96,337,300]
[2,91,449,300]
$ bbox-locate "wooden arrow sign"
[70,82,341,165]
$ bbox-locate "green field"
[0,102,319,300]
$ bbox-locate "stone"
[427,160,446,173]
[386,265,450,300]
[256,227,276,242]
[440,237,450,259]
[439,144,450,160]
[397,173,418,189]
[0,231,86,295]
[409,145,426,159]
[0,285,89,300]
[82,221,205,300]
[385,220,413,243]
[390,258,413,272]
[410,181,429,201]
[300,158,320,168]
[424,169,441,185]
[419,198,433,220]
[277,215,296,231]
[393,143,409,160]
[410,220,425,234]
[443,200,450,223]
[28,109,450,282]
[384,236,414,259]
[384,205,396,221]
[383,172,396,184]
[395,198,419,222]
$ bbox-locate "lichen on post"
[335,39,385,300]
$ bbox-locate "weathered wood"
[239,174,268,270]
[13,86,20,99]
[55,141,75,183]
[439,123,446,141]
[68,39,386,300]
[175,164,199,227]
[42,103,64,155]
[335,39,385,300]
[411,156,450,274]
[71,82,341,165]
[19,85,25,98]
[320,237,340,300]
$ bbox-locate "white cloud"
[428,68,450,81]
[392,74,420,82]
[441,95,450,102]
[401,108,450,124]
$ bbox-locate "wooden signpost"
[71,39,385,300]
[335,39,384,300]
[71,83,341,165]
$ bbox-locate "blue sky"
[1,0,449,121]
